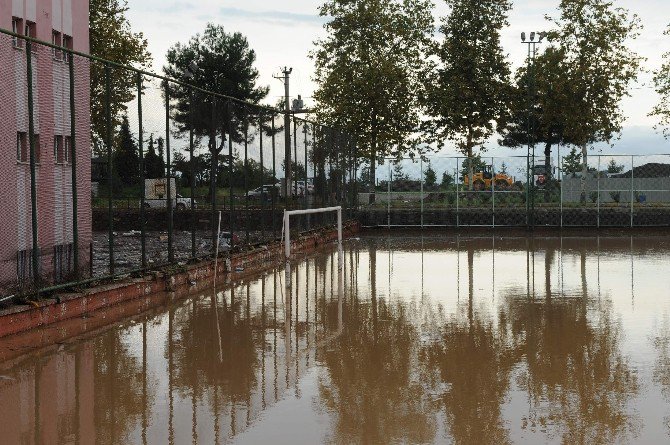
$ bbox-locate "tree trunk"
[544,141,552,180]
[369,117,377,204]
[467,147,474,191]
[580,143,588,204]
[466,129,474,191]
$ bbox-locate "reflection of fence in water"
[0,254,344,443]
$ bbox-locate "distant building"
[0,0,91,292]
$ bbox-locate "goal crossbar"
[283,206,342,261]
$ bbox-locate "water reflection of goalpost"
[283,206,343,286]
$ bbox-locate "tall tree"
[651,24,670,138]
[500,46,575,175]
[90,0,151,154]
[424,163,437,188]
[113,115,139,186]
[423,0,512,190]
[547,0,642,201]
[163,24,269,205]
[311,0,434,199]
[144,134,164,179]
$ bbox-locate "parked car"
[144,194,196,210]
[276,181,305,197]
[248,185,278,201]
[297,180,314,195]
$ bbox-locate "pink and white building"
[0,0,91,293]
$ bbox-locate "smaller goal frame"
[283,206,342,266]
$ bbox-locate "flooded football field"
[1,232,670,444]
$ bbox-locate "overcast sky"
[125,0,670,156]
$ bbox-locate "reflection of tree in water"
[318,297,438,444]
[505,295,640,443]
[417,244,518,444]
[420,305,518,444]
[94,327,155,443]
[170,292,259,399]
[651,314,670,434]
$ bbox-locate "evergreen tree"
[441,171,454,187]
[563,147,582,177]
[393,162,408,181]
[113,115,139,186]
[144,134,162,179]
[607,159,624,174]
[424,164,437,188]
[156,137,166,178]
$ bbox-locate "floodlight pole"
[521,31,544,229]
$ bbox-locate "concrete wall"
[561,177,670,203]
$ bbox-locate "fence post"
[387,160,391,228]
[353,138,358,209]
[228,100,235,250]
[456,157,460,228]
[304,122,309,212]
[631,155,635,228]
[271,114,277,238]
[259,110,266,240]
[209,96,217,252]
[104,63,114,275]
[68,47,79,277]
[137,73,146,268]
[293,115,298,209]
[526,153,530,229]
[164,81,174,264]
[189,86,196,259]
[420,156,424,229]
[244,105,249,245]
[329,127,334,207]
[596,155,600,228]
[492,157,496,228]
[559,145,563,228]
[26,40,40,286]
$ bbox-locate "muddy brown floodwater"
[1,233,670,444]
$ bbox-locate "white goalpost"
[283,206,343,274]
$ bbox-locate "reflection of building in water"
[0,251,343,443]
[0,343,95,444]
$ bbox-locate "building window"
[17,132,27,162]
[24,21,36,39]
[63,35,73,62]
[18,132,41,164]
[64,136,72,163]
[54,135,64,163]
[12,17,23,48]
[52,30,62,60]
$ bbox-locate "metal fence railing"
[356,153,670,229]
[0,28,356,300]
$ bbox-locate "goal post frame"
[283,205,343,266]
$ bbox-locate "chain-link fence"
[356,153,670,229]
[0,29,355,300]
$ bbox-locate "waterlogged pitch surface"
[1,233,670,444]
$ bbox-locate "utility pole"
[274,67,293,199]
